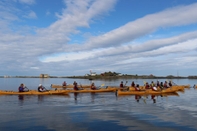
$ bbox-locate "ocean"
[0,78,197,131]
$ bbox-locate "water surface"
[0,78,197,131]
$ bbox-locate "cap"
[39,84,42,86]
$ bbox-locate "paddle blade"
[101,84,105,87]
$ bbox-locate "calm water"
[0,78,197,131]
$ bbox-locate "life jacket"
[120,83,123,88]
[38,86,43,92]
[62,82,66,86]
[74,85,79,90]
[145,84,149,89]
[135,87,140,91]
[91,85,96,90]
[18,86,23,92]
[152,87,157,91]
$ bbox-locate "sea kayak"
[0,90,69,95]
[117,89,177,95]
[66,88,116,93]
[51,84,90,89]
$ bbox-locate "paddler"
[120,81,126,91]
[73,82,83,90]
[62,81,67,86]
[131,81,135,87]
[160,82,164,90]
[163,81,168,88]
[38,84,47,92]
[90,82,97,90]
[135,84,141,91]
[18,83,29,92]
[169,81,172,87]
[145,82,150,89]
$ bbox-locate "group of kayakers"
[128,80,173,91]
[62,81,98,90]
[18,83,48,92]
[18,80,176,92]
[118,80,174,91]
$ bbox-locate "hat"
[39,84,42,86]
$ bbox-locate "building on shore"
[40,74,49,78]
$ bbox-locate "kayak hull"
[0,90,69,95]
[128,85,185,92]
[51,84,90,89]
[67,88,115,93]
[117,89,177,96]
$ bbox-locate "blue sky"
[1,0,197,76]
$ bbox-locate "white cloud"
[23,10,37,19]
[1,1,197,76]
[18,0,35,5]
[30,67,39,69]
[77,3,197,50]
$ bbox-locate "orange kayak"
[117,89,177,95]
[0,90,69,95]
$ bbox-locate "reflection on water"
[18,95,24,101]
[0,78,197,131]
[0,91,197,131]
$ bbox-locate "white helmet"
[39,84,42,86]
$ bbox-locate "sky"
[1,0,197,77]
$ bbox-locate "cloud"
[1,1,197,76]
[18,0,35,5]
[76,3,197,50]
[23,10,37,19]
[36,0,117,44]
[42,31,197,63]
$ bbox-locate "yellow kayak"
[51,84,90,88]
[0,90,69,95]
[117,89,177,95]
[127,85,185,92]
[66,88,116,93]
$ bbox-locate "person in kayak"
[131,81,135,87]
[120,81,129,91]
[18,83,29,92]
[163,81,168,88]
[73,82,83,90]
[169,81,172,87]
[120,81,126,91]
[145,82,150,89]
[91,82,97,90]
[135,84,141,91]
[151,81,155,87]
[62,81,67,86]
[38,84,47,92]
[160,82,164,90]
[135,84,147,91]
[156,80,160,87]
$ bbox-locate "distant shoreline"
[1,75,197,79]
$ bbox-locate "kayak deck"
[0,90,69,95]
[66,88,116,93]
[51,84,90,89]
[117,89,177,95]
